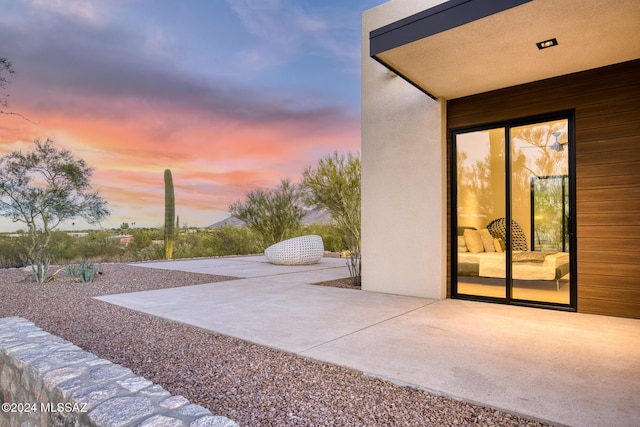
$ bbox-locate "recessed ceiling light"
[536,38,558,50]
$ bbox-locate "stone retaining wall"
[0,317,237,427]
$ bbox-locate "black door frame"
[450,110,577,311]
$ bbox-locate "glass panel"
[510,119,570,304]
[532,176,569,252]
[456,128,506,299]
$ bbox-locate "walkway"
[96,256,640,427]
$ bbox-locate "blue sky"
[0,0,387,231]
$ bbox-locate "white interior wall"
[361,0,448,299]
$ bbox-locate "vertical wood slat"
[447,59,640,319]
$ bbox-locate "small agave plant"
[32,259,51,283]
[67,261,98,283]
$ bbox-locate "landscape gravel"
[0,262,550,426]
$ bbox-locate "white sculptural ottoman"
[264,235,324,265]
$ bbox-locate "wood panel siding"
[447,59,640,318]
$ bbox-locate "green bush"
[0,223,340,268]
[45,231,79,262]
[0,235,29,268]
[211,225,262,255]
[229,179,304,247]
[124,228,163,261]
[170,226,262,259]
[297,223,344,252]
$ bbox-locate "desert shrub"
[0,231,78,268]
[67,261,98,282]
[0,235,29,268]
[169,231,204,260]
[140,246,165,261]
[45,231,80,262]
[211,225,262,255]
[301,151,361,284]
[122,229,159,261]
[229,179,304,247]
[127,229,154,251]
[298,223,344,252]
[73,231,125,262]
[0,224,281,269]
[171,226,262,259]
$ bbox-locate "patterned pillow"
[487,218,528,251]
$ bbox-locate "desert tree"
[0,138,110,281]
[229,178,304,248]
[300,151,361,284]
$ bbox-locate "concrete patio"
[96,256,640,427]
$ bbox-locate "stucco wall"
[361,0,448,298]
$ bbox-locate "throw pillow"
[464,229,485,253]
[479,229,496,252]
[493,238,505,253]
[458,236,468,252]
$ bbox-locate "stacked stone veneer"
[0,317,237,427]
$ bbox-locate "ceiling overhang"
[370,0,640,99]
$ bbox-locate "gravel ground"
[312,277,360,290]
[0,262,549,426]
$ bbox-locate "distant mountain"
[210,207,331,228]
[300,206,332,225]
[209,216,245,228]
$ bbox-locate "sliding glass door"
[455,127,507,298]
[452,113,575,309]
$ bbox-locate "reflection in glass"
[456,128,506,298]
[454,118,571,305]
[531,176,569,252]
[511,119,570,304]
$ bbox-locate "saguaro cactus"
[164,169,175,260]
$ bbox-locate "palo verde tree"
[0,138,110,281]
[164,169,175,259]
[300,151,361,284]
[229,178,304,248]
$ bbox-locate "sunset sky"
[0,0,384,232]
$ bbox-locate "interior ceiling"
[375,0,640,99]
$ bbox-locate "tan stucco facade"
[361,0,449,299]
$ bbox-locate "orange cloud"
[0,97,359,231]
[0,0,363,232]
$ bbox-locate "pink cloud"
[1,96,359,230]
